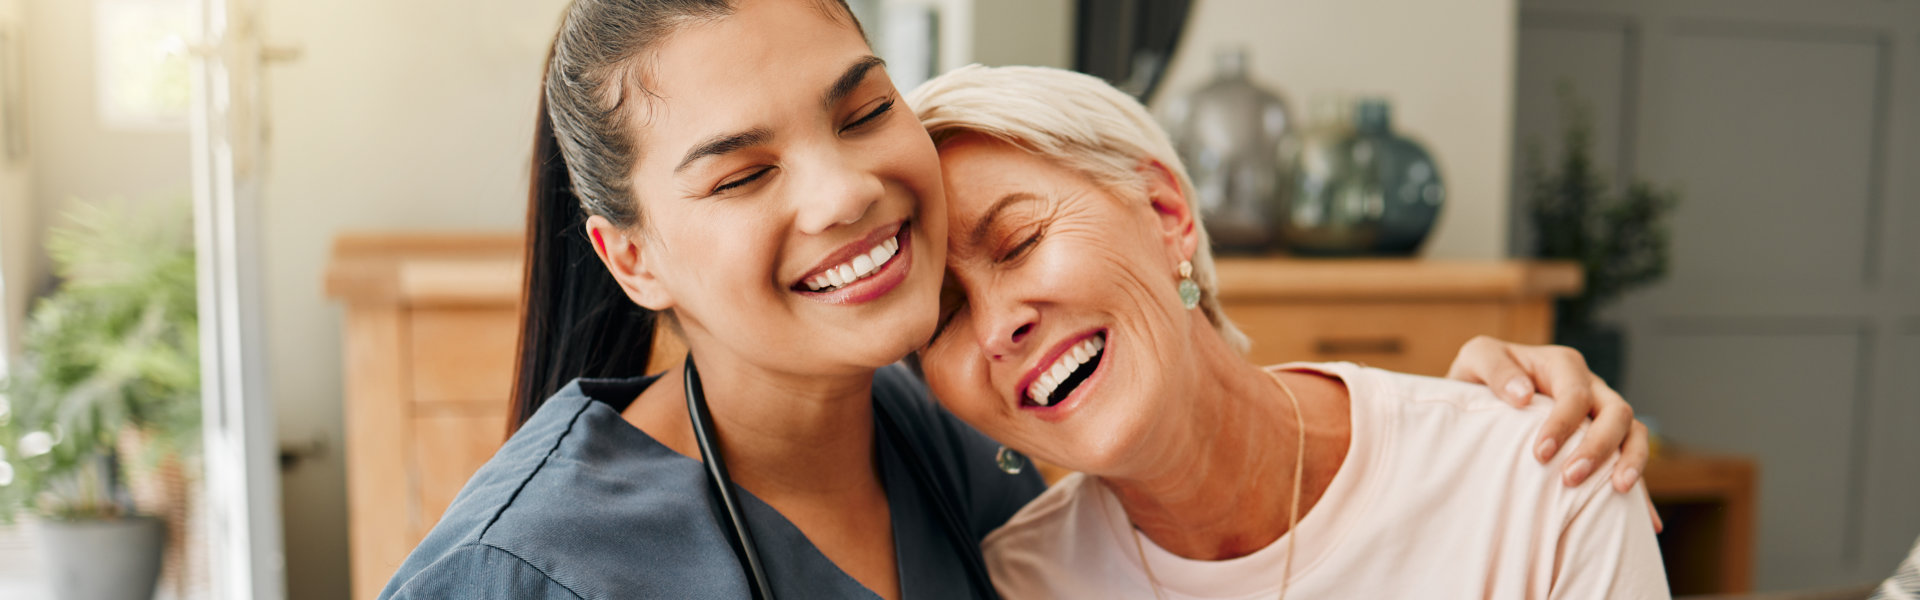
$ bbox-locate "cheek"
[650,205,782,302]
[923,333,998,405]
[878,123,946,230]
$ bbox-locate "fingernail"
[1564,458,1593,485]
[1506,378,1532,401]
[1616,468,1640,491]
[1535,438,1558,462]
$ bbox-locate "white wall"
[20,0,193,243]
[1153,0,1519,260]
[257,0,566,597]
[17,0,193,312]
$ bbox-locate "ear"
[1139,158,1200,267]
[585,215,677,311]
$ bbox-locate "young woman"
[378,1,1646,598]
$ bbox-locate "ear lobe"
[584,215,677,311]
[1140,159,1201,265]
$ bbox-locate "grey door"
[1515,0,1920,591]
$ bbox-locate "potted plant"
[0,199,200,600]
[1525,84,1679,388]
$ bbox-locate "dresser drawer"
[1223,301,1518,376]
[409,308,520,407]
[411,410,508,540]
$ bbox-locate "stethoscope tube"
[684,353,1000,600]
[685,355,776,600]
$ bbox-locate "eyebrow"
[673,56,888,175]
[825,55,887,109]
[675,127,773,174]
[969,192,1042,248]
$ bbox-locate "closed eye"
[842,98,895,133]
[713,166,774,194]
[998,228,1043,263]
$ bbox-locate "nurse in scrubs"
[378,1,1648,598]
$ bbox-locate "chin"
[843,303,940,369]
[1028,393,1156,476]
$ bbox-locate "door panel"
[1651,30,1882,291]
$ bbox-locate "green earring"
[1177,260,1200,310]
[995,446,1026,475]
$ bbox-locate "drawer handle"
[1314,337,1405,355]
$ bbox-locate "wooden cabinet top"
[325,233,524,307]
[323,232,1584,306]
[1213,258,1583,301]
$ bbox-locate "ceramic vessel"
[1163,47,1294,253]
[33,516,165,600]
[1278,98,1444,256]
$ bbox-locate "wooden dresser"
[325,233,681,600]
[326,233,1639,598]
[1212,257,1581,373]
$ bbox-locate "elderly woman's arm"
[1445,336,1661,529]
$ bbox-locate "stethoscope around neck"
[682,355,1000,600]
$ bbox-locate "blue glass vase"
[1279,98,1444,256]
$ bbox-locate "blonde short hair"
[909,64,1249,354]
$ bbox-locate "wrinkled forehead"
[937,135,1038,217]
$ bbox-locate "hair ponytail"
[509,84,660,434]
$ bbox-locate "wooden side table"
[1645,451,1759,595]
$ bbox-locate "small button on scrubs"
[379,365,1044,599]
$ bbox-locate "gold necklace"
[1123,368,1306,600]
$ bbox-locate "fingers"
[1646,496,1665,534]
[1447,336,1536,408]
[1611,419,1650,493]
[1560,380,1634,487]
[1527,346,1597,464]
[1536,386,1587,465]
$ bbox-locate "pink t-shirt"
[982,362,1670,599]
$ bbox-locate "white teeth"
[1026,335,1107,407]
[801,233,902,293]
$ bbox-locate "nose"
[794,148,886,235]
[978,301,1039,362]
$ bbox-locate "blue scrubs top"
[378,365,1046,599]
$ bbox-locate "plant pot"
[1554,323,1627,390]
[32,516,165,600]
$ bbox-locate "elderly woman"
[910,65,1669,599]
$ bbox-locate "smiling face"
[918,134,1205,473]
[591,0,946,378]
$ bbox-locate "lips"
[790,221,912,305]
[1016,330,1109,412]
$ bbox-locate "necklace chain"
[1123,368,1306,600]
